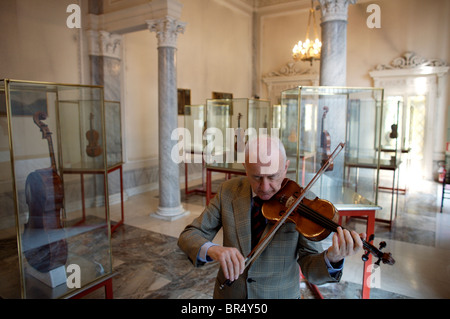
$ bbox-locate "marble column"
[315,1,356,180]
[87,30,122,101]
[318,0,356,86]
[87,30,124,203]
[147,16,189,221]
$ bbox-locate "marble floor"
[100,173,450,299]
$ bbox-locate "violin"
[235,113,245,153]
[23,112,68,273]
[86,112,102,157]
[321,106,333,171]
[263,179,395,266]
[389,124,398,139]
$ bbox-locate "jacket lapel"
[232,181,252,257]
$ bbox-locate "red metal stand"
[63,163,124,232]
[338,209,376,299]
[68,275,114,299]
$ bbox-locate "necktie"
[251,197,266,249]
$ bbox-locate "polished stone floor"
[98,173,450,299]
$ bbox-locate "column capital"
[317,0,357,23]
[87,30,122,60]
[146,16,187,48]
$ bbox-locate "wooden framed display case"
[205,98,271,163]
[279,86,395,223]
[0,79,118,298]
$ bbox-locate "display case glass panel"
[248,99,270,132]
[376,96,402,160]
[205,98,271,163]
[184,104,205,154]
[105,100,123,167]
[280,86,385,208]
[0,80,114,299]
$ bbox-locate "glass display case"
[375,96,402,160]
[0,79,116,298]
[183,104,206,195]
[205,98,271,163]
[279,86,387,210]
[105,100,123,167]
[184,104,205,154]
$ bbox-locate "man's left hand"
[326,227,365,263]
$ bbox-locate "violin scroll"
[362,234,395,265]
[379,252,395,266]
[33,112,51,140]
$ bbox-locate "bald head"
[245,135,287,174]
[243,135,290,200]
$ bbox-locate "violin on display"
[320,106,333,171]
[22,112,68,273]
[235,113,245,153]
[86,112,102,157]
[389,124,398,139]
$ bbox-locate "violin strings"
[295,203,375,253]
[296,203,339,230]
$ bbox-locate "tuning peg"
[361,251,370,262]
[368,234,375,243]
[375,258,381,266]
[379,241,386,250]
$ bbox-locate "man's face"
[244,155,289,201]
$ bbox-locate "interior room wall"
[346,0,450,87]
[122,0,253,166]
[259,0,450,101]
[258,0,450,181]
[1,0,448,192]
[0,0,83,84]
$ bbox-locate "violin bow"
[220,142,345,289]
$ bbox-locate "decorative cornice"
[374,51,447,71]
[146,16,187,48]
[87,30,123,60]
[317,0,357,23]
[264,61,317,77]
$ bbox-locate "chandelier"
[292,0,322,65]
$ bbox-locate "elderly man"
[178,135,364,299]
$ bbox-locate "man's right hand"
[207,246,245,282]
